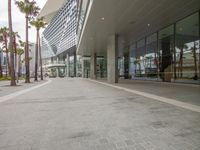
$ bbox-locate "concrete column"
[57,68,59,77]
[107,34,118,83]
[66,54,70,77]
[57,57,59,64]
[74,51,76,77]
[81,58,84,78]
[90,52,97,79]
[56,57,59,77]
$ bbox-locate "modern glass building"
[77,0,200,84]
[40,0,78,77]
[128,12,200,84]
[40,0,200,84]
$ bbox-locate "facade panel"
[42,0,77,58]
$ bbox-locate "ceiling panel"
[78,0,200,56]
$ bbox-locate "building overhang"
[77,0,200,56]
[39,0,66,23]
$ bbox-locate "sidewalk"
[0,79,47,97]
[96,79,200,106]
[0,78,199,150]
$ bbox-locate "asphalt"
[0,78,199,150]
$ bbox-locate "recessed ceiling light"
[101,17,105,21]
[147,24,150,27]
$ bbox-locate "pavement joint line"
[0,79,52,103]
[88,79,200,113]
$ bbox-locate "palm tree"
[12,32,20,79]
[0,27,10,77]
[15,0,40,83]
[0,35,3,78]
[30,17,47,81]
[38,33,44,80]
[0,48,2,78]
[16,48,24,82]
[191,44,198,80]
[18,40,25,78]
[12,32,20,81]
[8,0,16,86]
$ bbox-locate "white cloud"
[0,0,47,43]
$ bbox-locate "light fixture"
[147,23,150,27]
[101,17,105,21]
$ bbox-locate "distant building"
[40,0,77,77]
[40,0,200,84]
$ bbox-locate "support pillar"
[81,58,84,78]
[107,34,118,83]
[66,54,70,77]
[56,57,59,77]
[74,51,76,77]
[90,52,96,79]
[56,57,59,64]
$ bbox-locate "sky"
[0,0,48,43]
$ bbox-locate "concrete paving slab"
[0,78,199,150]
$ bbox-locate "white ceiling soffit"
[39,0,66,23]
[77,0,200,56]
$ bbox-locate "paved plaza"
[0,78,200,150]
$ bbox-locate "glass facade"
[146,33,158,79]
[136,38,146,77]
[129,43,136,78]
[175,13,199,82]
[96,57,107,78]
[42,0,77,58]
[82,59,90,78]
[158,25,174,82]
[128,11,200,84]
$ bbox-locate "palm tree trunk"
[179,48,183,78]
[38,33,43,80]
[34,29,39,81]
[0,51,2,78]
[18,55,21,78]
[193,44,198,80]
[8,0,16,86]
[13,35,17,80]
[4,34,11,77]
[6,48,10,76]
[25,14,30,83]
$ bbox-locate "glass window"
[129,43,136,78]
[175,12,199,82]
[158,25,174,82]
[146,33,158,78]
[124,46,130,79]
[136,39,146,77]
